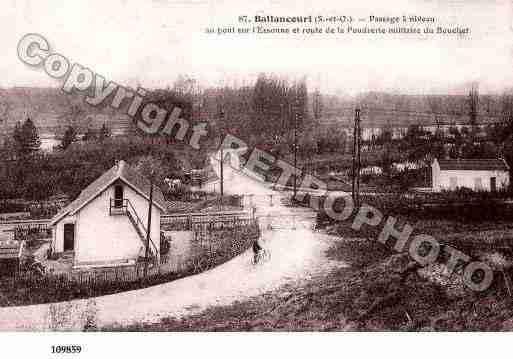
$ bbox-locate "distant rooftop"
[436,159,509,171]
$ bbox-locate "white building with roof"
[50,160,166,268]
[432,158,510,192]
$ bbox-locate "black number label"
[51,345,82,354]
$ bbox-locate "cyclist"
[252,238,263,264]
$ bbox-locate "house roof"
[0,240,23,260]
[436,159,510,171]
[50,160,166,226]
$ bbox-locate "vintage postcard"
[1,0,513,356]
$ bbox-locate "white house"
[50,160,167,268]
[432,158,510,192]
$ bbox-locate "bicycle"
[253,248,271,265]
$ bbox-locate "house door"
[63,223,75,251]
[490,177,497,192]
[450,177,458,190]
[474,177,482,191]
[114,185,124,207]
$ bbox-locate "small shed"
[432,158,510,192]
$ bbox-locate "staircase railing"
[109,199,159,258]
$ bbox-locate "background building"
[432,158,510,192]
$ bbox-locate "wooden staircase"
[110,199,159,260]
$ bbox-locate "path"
[0,155,346,330]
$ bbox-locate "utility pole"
[219,106,225,200]
[352,108,361,207]
[293,104,298,201]
[220,142,224,196]
[144,177,154,278]
[356,108,361,207]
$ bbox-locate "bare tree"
[312,87,322,120]
[468,82,479,130]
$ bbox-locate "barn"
[432,158,510,192]
[50,160,166,268]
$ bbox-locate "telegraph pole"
[144,177,154,277]
[220,142,224,196]
[352,108,361,207]
[293,111,298,200]
[356,108,361,207]
[219,108,224,198]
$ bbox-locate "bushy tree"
[400,124,432,165]
[59,125,77,150]
[379,129,394,177]
[133,155,168,189]
[252,74,308,139]
[13,118,41,156]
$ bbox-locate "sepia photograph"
[1,0,513,356]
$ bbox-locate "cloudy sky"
[2,0,513,95]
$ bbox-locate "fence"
[13,224,51,241]
[166,191,244,207]
[2,209,252,239]
[0,221,260,307]
[0,219,51,241]
[161,210,253,231]
[259,213,317,231]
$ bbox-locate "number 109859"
[51,345,82,354]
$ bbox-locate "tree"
[133,155,167,189]
[500,92,513,140]
[298,127,318,156]
[378,129,394,178]
[431,128,446,160]
[252,74,308,139]
[24,160,56,205]
[468,82,479,131]
[59,125,78,150]
[312,87,322,120]
[447,126,463,158]
[502,134,513,191]
[401,125,427,164]
[13,118,41,156]
[59,102,85,132]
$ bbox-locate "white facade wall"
[432,161,440,190]
[432,165,509,192]
[52,182,161,266]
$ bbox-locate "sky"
[2,0,513,95]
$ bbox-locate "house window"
[450,177,458,190]
[114,185,124,207]
[474,177,482,191]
